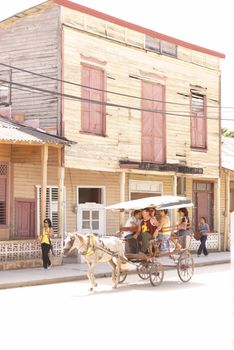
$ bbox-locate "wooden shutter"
[142,81,166,163]
[0,163,8,225]
[81,65,105,135]
[191,93,206,148]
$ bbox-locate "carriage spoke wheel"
[177,251,194,282]
[137,262,150,280]
[119,271,127,284]
[149,262,164,286]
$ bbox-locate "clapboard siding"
[0,145,11,160]
[0,5,61,133]
[63,26,220,177]
[10,145,58,166]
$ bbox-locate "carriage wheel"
[137,261,150,280]
[149,262,164,287]
[177,251,194,282]
[119,272,127,284]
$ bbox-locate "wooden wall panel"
[0,144,11,160]
[0,6,60,133]
[62,23,221,178]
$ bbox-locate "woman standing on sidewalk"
[38,218,54,269]
[197,217,210,257]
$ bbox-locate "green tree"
[221,128,234,137]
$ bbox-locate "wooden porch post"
[58,147,65,238]
[224,170,230,251]
[172,174,177,226]
[216,177,221,251]
[120,171,126,226]
[41,144,48,229]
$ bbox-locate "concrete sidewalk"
[0,251,230,290]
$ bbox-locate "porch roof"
[222,136,234,171]
[0,116,74,146]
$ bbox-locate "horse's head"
[63,232,97,257]
[63,232,79,256]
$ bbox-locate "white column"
[41,144,48,229]
[216,177,221,251]
[58,161,65,238]
[172,174,177,226]
[119,171,126,226]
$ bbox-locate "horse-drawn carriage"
[107,195,194,287]
[63,195,194,291]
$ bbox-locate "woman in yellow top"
[39,218,54,269]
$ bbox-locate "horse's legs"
[108,259,118,288]
[87,261,97,291]
[115,258,121,286]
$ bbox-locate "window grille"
[0,163,8,225]
[36,186,66,237]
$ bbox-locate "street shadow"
[72,278,205,298]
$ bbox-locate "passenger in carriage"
[137,208,158,254]
[123,210,142,253]
[172,207,190,250]
[148,209,171,256]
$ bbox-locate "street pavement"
[0,251,230,290]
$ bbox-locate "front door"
[15,199,35,238]
[193,182,214,232]
[78,204,105,236]
[142,81,166,164]
[77,187,105,236]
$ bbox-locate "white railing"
[0,239,62,262]
[189,233,219,251]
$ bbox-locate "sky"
[0,0,233,129]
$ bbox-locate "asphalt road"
[0,264,232,350]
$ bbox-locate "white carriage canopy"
[106,195,193,211]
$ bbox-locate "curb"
[0,259,230,290]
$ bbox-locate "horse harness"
[78,235,120,259]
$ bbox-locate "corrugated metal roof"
[222,136,234,171]
[0,117,73,145]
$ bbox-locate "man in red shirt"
[137,208,158,253]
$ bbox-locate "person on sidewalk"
[38,218,54,269]
[197,217,210,257]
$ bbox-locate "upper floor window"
[81,64,106,136]
[191,92,207,149]
[0,70,11,105]
[0,163,8,225]
[145,35,177,58]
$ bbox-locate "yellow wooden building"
[0,0,228,268]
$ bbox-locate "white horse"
[63,232,127,291]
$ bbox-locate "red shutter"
[142,81,165,163]
[81,65,105,135]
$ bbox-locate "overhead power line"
[1,61,233,110]
[0,78,225,120]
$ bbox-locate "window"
[145,35,160,52]
[81,65,106,135]
[161,41,177,57]
[145,35,177,58]
[177,177,186,195]
[0,70,11,105]
[78,187,102,204]
[0,163,8,225]
[191,92,207,149]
